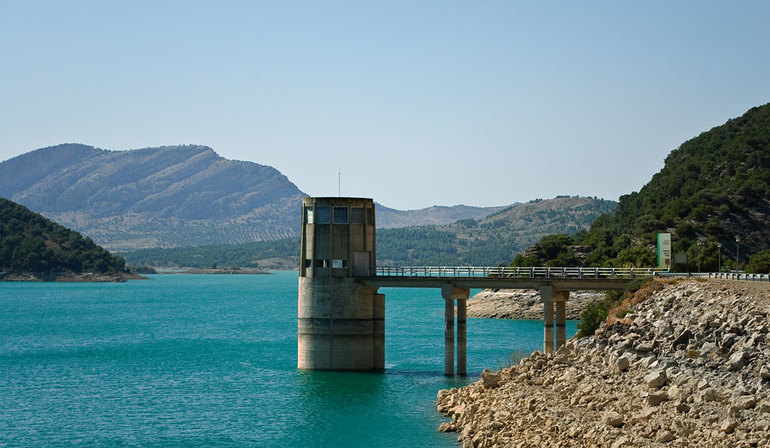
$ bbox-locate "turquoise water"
[0,272,576,447]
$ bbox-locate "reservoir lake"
[0,271,577,447]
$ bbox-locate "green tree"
[746,249,770,273]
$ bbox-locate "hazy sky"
[1,1,769,210]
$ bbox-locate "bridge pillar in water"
[297,197,383,371]
[540,286,569,355]
[442,284,470,376]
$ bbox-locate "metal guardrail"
[709,272,770,282]
[371,266,665,279]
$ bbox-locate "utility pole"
[735,236,741,271]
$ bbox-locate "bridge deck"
[357,266,663,291]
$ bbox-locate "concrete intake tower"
[297,197,384,370]
[296,196,645,375]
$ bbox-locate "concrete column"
[540,285,555,355]
[444,297,454,376]
[457,298,467,376]
[442,284,470,376]
[555,291,569,351]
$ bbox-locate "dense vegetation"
[0,198,127,275]
[121,238,300,269]
[514,103,770,272]
[745,249,770,274]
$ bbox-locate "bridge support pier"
[556,298,567,349]
[540,286,569,355]
[442,284,470,376]
[444,297,454,376]
[457,295,467,376]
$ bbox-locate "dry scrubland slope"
[0,144,305,249]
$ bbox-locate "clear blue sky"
[1,1,769,210]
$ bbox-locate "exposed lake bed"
[439,279,770,447]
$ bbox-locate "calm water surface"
[0,272,576,447]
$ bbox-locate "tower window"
[333,207,348,224]
[351,207,364,224]
[316,206,330,224]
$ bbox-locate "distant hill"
[122,196,615,268]
[0,144,306,249]
[0,197,131,280]
[0,144,510,250]
[377,196,616,266]
[375,203,508,228]
[515,102,770,270]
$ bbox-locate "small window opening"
[333,207,348,224]
[351,207,364,224]
[316,207,330,224]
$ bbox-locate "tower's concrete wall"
[297,197,383,371]
[297,277,384,370]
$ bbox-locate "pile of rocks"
[437,279,770,447]
[467,289,603,320]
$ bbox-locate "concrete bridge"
[297,197,660,376]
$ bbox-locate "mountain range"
[0,144,506,250]
[0,144,304,249]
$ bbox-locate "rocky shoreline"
[438,279,770,447]
[467,289,603,320]
[0,272,144,282]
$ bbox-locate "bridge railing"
[371,266,665,279]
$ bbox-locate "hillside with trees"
[512,102,770,272]
[0,198,132,280]
[377,196,615,266]
[123,196,615,268]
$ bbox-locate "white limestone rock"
[644,370,667,389]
